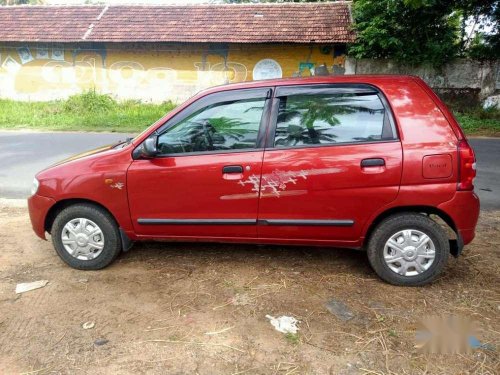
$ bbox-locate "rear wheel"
[367,213,449,286]
[51,203,122,270]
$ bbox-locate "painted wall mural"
[0,43,346,102]
[253,59,282,80]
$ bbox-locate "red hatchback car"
[28,75,479,286]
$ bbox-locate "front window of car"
[157,97,266,154]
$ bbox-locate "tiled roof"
[0,6,103,42]
[0,3,355,44]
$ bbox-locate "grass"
[454,107,500,136]
[0,90,498,136]
[0,91,176,133]
[284,332,300,345]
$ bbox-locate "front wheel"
[367,213,449,286]
[51,203,122,270]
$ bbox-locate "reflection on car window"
[274,93,392,147]
[158,98,265,154]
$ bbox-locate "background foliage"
[350,0,499,66]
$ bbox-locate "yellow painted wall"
[0,43,346,102]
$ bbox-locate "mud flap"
[119,228,134,252]
[449,233,464,258]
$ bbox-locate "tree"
[349,0,460,67]
[460,0,499,59]
[350,0,499,65]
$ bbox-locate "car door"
[255,84,403,244]
[127,88,271,239]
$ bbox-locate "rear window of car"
[273,91,396,148]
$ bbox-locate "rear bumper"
[438,191,480,245]
[28,194,55,240]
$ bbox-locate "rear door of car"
[255,84,403,244]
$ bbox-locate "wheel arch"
[44,198,118,234]
[363,205,461,256]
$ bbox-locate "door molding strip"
[257,219,354,226]
[138,218,354,226]
[137,219,257,225]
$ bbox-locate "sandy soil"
[0,207,498,375]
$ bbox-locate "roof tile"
[0,3,355,44]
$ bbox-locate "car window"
[157,98,266,154]
[273,92,394,148]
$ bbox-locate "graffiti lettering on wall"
[0,43,342,102]
[0,46,285,101]
[38,58,252,101]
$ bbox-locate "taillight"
[457,139,476,191]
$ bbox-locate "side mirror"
[140,135,159,158]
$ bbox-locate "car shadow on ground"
[118,240,374,278]
[112,237,487,289]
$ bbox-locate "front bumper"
[28,194,55,240]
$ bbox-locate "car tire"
[367,213,449,286]
[51,203,122,270]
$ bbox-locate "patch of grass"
[63,90,118,113]
[454,107,500,136]
[284,332,300,345]
[0,90,176,133]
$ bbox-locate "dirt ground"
[0,206,498,375]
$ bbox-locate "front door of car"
[127,88,271,239]
[256,84,403,244]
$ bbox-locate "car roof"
[198,75,418,96]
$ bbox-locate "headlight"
[31,178,40,196]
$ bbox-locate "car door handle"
[222,165,243,174]
[361,158,385,167]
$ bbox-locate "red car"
[28,76,479,286]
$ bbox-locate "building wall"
[0,43,346,102]
[345,57,500,100]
